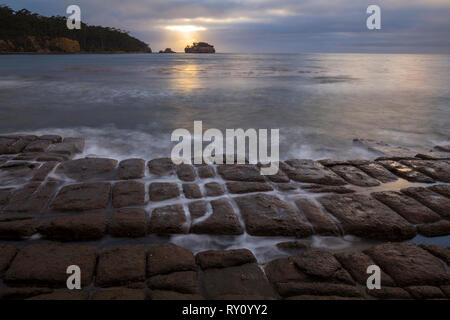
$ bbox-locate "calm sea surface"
[0,53,449,160]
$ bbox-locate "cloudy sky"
[4,0,450,53]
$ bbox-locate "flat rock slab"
[355,162,399,183]
[419,244,450,265]
[92,288,146,300]
[147,271,201,294]
[191,198,243,235]
[24,140,51,153]
[203,263,277,299]
[319,194,416,241]
[37,212,106,241]
[4,243,97,287]
[0,161,40,185]
[428,184,450,198]
[96,247,146,287]
[204,182,224,197]
[3,181,58,212]
[264,257,310,285]
[50,182,111,211]
[401,187,450,218]
[226,181,273,194]
[196,249,256,270]
[149,204,187,234]
[0,135,36,154]
[217,164,265,182]
[364,242,450,286]
[378,160,434,183]
[56,158,117,181]
[197,165,215,178]
[406,285,446,299]
[417,220,450,237]
[0,214,36,240]
[182,184,202,199]
[276,282,361,298]
[27,290,90,300]
[148,158,175,176]
[281,159,346,185]
[118,158,145,180]
[176,164,196,181]
[0,244,18,273]
[148,182,179,202]
[235,193,312,237]
[188,201,208,219]
[400,160,450,182]
[147,244,196,276]
[32,161,57,181]
[330,165,380,187]
[366,287,412,300]
[113,181,145,208]
[334,251,395,286]
[108,208,148,238]
[291,249,353,284]
[294,198,340,236]
[300,184,354,194]
[371,191,441,224]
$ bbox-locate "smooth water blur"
[0,53,449,160]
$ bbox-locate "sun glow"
[166,25,206,33]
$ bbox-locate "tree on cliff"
[0,6,151,52]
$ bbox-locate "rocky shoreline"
[0,133,449,300]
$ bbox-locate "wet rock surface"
[281,160,346,185]
[50,182,111,211]
[113,181,145,208]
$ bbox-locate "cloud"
[3,0,450,53]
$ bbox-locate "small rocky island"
[158,48,176,53]
[185,42,215,53]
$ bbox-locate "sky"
[3,0,450,53]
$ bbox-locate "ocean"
[0,53,449,160]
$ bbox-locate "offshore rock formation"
[185,42,215,53]
[158,48,176,53]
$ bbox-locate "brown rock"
[0,188,12,207]
[56,158,117,181]
[188,201,207,219]
[203,263,277,299]
[406,286,446,299]
[31,161,57,181]
[366,287,411,299]
[112,181,145,208]
[147,271,200,294]
[196,249,256,269]
[300,184,354,194]
[217,164,265,182]
[28,290,89,300]
[319,194,416,241]
[37,212,106,241]
[4,243,97,287]
[118,158,145,180]
[417,220,450,237]
[148,158,175,176]
[355,161,399,183]
[39,135,62,143]
[291,249,354,284]
[277,183,298,191]
[176,164,196,181]
[226,181,273,194]
[364,242,450,286]
[148,182,179,201]
[264,257,310,285]
[400,160,450,182]
[294,198,340,236]
[428,184,450,198]
[0,135,36,154]
[377,160,434,183]
[371,191,441,224]
[330,165,380,187]
[281,159,346,185]
[150,290,204,300]
[204,182,224,196]
[96,247,146,287]
[401,187,450,218]
[23,140,51,153]
[149,205,187,234]
[235,193,312,237]
[92,288,146,300]
[4,181,59,212]
[276,282,360,298]
[182,183,202,199]
[197,165,215,178]
[190,199,243,235]
[50,182,111,211]
[0,287,53,300]
[334,251,395,286]
[0,244,18,273]
[147,244,196,276]
[108,208,147,238]
[419,245,450,265]
[0,215,36,240]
